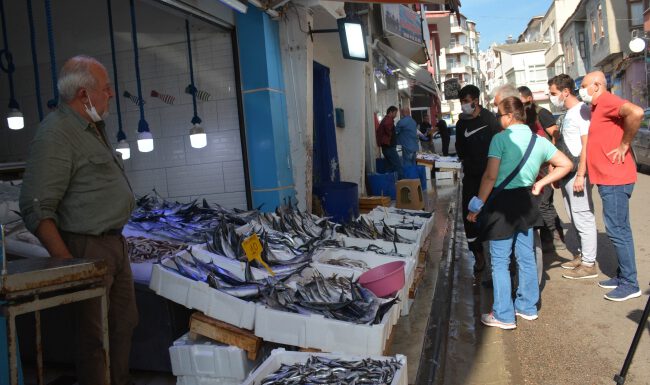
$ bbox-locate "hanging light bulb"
[189,123,207,148]
[6,108,23,130]
[116,140,131,159]
[137,131,154,152]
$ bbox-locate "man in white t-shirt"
[548,74,598,279]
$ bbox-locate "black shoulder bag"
[477,134,537,229]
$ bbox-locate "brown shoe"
[561,254,582,270]
[562,263,598,280]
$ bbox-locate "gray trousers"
[560,174,598,263]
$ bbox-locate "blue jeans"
[402,148,416,167]
[489,228,539,323]
[597,184,638,288]
[381,146,404,180]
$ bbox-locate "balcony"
[450,25,467,34]
[447,45,470,55]
[450,65,472,74]
[544,43,563,67]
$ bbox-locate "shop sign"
[382,4,423,44]
[443,78,460,100]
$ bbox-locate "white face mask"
[461,102,475,114]
[550,94,565,109]
[579,85,593,104]
[84,95,107,122]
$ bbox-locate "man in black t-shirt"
[519,86,565,251]
[456,85,500,273]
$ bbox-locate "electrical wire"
[107,0,126,142]
[185,18,201,125]
[45,0,58,108]
[26,0,43,120]
[128,0,150,134]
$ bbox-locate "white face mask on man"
[84,95,108,122]
[579,84,594,104]
[461,102,475,114]
[550,94,565,109]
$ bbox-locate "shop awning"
[374,40,441,97]
[328,0,459,5]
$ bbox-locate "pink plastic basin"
[358,261,406,298]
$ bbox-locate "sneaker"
[561,254,583,270]
[515,311,538,321]
[481,313,516,330]
[598,277,620,289]
[604,284,642,302]
[562,263,598,280]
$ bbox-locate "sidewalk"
[439,173,650,385]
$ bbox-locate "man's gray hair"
[492,83,519,102]
[57,55,104,102]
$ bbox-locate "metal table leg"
[101,289,110,385]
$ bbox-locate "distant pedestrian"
[547,74,598,280]
[418,114,435,153]
[519,85,565,251]
[396,107,419,167]
[456,84,501,273]
[376,106,403,179]
[467,96,572,329]
[436,114,450,155]
[580,70,645,301]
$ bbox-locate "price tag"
[241,233,275,276]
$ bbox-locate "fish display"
[338,217,411,244]
[127,236,187,263]
[320,257,369,270]
[260,355,402,385]
[390,209,432,219]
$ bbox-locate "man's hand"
[606,143,630,164]
[467,212,479,223]
[573,175,585,193]
[532,182,543,195]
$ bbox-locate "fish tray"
[368,220,424,249]
[169,332,258,381]
[382,207,435,234]
[149,264,257,330]
[241,349,408,385]
[311,249,416,317]
[176,376,239,385]
[340,236,420,260]
[253,285,400,356]
[366,209,434,236]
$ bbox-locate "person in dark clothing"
[436,114,450,155]
[518,86,565,250]
[456,84,501,272]
[376,106,403,179]
[418,114,435,153]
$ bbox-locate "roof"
[492,41,551,54]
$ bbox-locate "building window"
[591,13,596,45]
[630,1,644,27]
[528,64,546,83]
[578,32,586,58]
[597,4,604,38]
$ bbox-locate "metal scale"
[0,224,111,385]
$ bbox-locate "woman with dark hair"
[467,96,572,329]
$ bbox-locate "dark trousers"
[441,135,450,156]
[62,232,139,385]
[461,175,484,253]
[382,145,404,179]
[537,168,561,239]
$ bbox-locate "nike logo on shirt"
[464,125,488,138]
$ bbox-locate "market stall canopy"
[322,0,459,4]
[374,40,440,97]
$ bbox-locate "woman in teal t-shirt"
[467,96,572,330]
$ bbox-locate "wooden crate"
[409,262,427,299]
[360,196,391,209]
[189,312,263,360]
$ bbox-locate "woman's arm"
[532,150,572,195]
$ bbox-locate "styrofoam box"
[340,236,420,260]
[149,263,257,330]
[435,160,462,169]
[254,268,401,356]
[367,209,434,236]
[176,376,239,385]
[190,245,272,281]
[435,171,455,180]
[370,222,424,249]
[382,207,435,239]
[311,248,416,317]
[169,333,256,380]
[242,349,408,385]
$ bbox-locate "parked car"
[632,108,650,169]
[432,125,456,155]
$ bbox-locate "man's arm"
[538,108,559,144]
[573,135,588,193]
[466,157,499,223]
[455,122,465,159]
[35,219,73,259]
[606,102,644,164]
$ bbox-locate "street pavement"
[441,171,650,385]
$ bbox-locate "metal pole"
[35,307,43,385]
[1,223,7,276]
[614,293,650,384]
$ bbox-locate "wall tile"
[166,162,224,197]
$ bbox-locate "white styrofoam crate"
[169,333,255,380]
[190,245,272,281]
[371,222,423,248]
[176,376,239,385]
[435,171,455,180]
[434,160,462,169]
[367,209,434,236]
[254,290,399,356]
[242,349,408,385]
[311,248,415,316]
[149,263,257,330]
[340,236,419,260]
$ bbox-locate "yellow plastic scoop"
[242,233,275,276]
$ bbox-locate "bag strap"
[487,133,537,203]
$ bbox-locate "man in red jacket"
[376,106,403,179]
[580,70,644,301]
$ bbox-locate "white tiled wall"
[0,4,247,210]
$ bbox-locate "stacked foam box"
[170,333,258,385]
[340,236,420,260]
[242,349,408,385]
